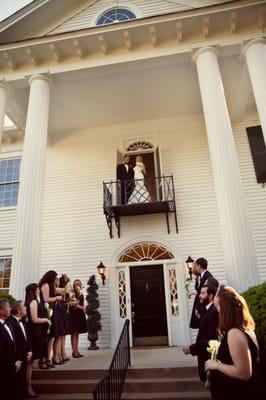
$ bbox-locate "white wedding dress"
[128,162,151,204]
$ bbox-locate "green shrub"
[0,291,16,303]
[242,281,266,352]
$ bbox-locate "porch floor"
[38,347,197,370]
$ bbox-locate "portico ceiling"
[10,50,254,135]
[2,0,261,136]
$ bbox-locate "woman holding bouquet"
[205,285,260,400]
[39,270,63,367]
[69,279,87,358]
[25,283,51,397]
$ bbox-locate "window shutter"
[246,126,266,183]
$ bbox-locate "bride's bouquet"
[205,339,220,389]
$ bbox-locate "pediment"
[0,0,234,44]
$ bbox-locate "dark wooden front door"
[130,265,168,346]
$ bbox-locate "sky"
[0,0,33,22]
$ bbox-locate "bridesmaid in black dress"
[25,283,51,397]
[70,279,87,358]
[205,285,260,400]
[39,270,63,367]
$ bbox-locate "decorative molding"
[98,34,107,54]
[203,16,209,38]
[149,25,157,47]
[230,11,237,34]
[176,21,183,42]
[73,39,84,58]
[124,30,132,51]
[2,52,16,70]
[48,43,61,63]
[25,47,38,66]
[258,7,266,31]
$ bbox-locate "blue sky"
[0,0,32,21]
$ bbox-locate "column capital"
[242,37,266,57]
[192,46,218,64]
[28,73,52,87]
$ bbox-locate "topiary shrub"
[242,281,266,381]
[86,275,101,350]
[242,281,266,352]
[0,292,16,303]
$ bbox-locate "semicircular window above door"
[119,242,174,262]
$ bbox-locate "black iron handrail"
[103,175,175,207]
[92,319,131,400]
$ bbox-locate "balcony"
[103,176,178,238]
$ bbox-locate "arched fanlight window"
[119,243,174,262]
[96,8,136,25]
[126,141,154,152]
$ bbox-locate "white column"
[0,81,8,152]
[10,74,51,299]
[193,46,259,292]
[243,38,266,144]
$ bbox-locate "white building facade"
[0,0,265,348]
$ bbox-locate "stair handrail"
[92,319,131,400]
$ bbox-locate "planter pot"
[88,333,99,350]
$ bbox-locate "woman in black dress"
[39,270,63,367]
[205,285,260,400]
[70,279,87,358]
[25,283,51,397]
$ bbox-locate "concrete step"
[124,377,205,393]
[127,367,198,379]
[37,392,210,400]
[33,369,106,380]
[38,395,93,400]
[123,392,210,400]
[33,379,98,394]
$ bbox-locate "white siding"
[40,117,228,347]
[233,122,266,283]
[0,208,16,251]
[48,0,230,35]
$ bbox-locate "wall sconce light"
[97,261,107,285]
[185,256,194,280]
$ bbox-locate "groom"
[116,155,134,204]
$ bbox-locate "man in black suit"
[7,300,32,398]
[0,298,21,399]
[116,154,134,204]
[189,257,218,329]
[183,284,219,382]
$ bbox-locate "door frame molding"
[109,237,191,348]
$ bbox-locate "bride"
[128,155,151,204]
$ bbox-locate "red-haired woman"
[205,285,260,400]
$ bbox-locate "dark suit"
[190,270,218,329]
[190,303,219,382]
[116,163,134,204]
[0,320,19,399]
[7,315,31,396]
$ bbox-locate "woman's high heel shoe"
[46,360,55,368]
[38,361,48,369]
[52,359,62,365]
[72,352,80,358]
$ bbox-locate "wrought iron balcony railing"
[103,175,178,238]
